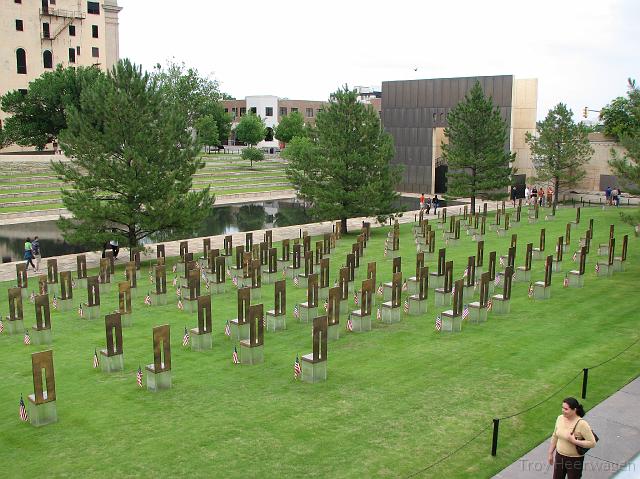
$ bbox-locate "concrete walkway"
[493,376,640,478]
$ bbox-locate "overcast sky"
[118,0,638,121]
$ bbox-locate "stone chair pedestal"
[552,260,563,273]
[190,330,212,351]
[596,263,613,277]
[612,258,624,272]
[58,298,74,312]
[440,311,462,332]
[567,271,584,288]
[429,273,445,290]
[327,323,340,340]
[239,342,264,365]
[467,302,487,323]
[301,356,327,383]
[150,292,167,306]
[145,364,171,391]
[533,282,551,300]
[349,311,371,332]
[434,288,451,307]
[100,351,124,372]
[265,311,286,332]
[490,295,511,314]
[6,318,25,335]
[230,319,249,341]
[515,267,531,282]
[381,302,401,324]
[407,296,427,315]
[299,304,318,323]
[27,393,57,427]
[31,327,52,345]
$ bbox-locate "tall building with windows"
[0,0,122,125]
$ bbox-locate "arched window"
[43,50,53,69]
[16,48,27,74]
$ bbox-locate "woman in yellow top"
[548,397,597,478]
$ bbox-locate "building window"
[92,25,98,38]
[291,107,298,113]
[250,107,257,114]
[43,50,53,68]
[69,24,76,36]
[265,107,273,117]
[68,48,76,63]
[231,107,237,117]
[240,107,246,117]
[16,48,27,74]
[87,1,100,14]
[91,47,99,57]
[265,127,274,141]
[15,0,22,4]
[279,107,287,116]
[42,23,50,38]
[16,19,24,31]
[50,0,56,4]
[306,108,314,117]
[224,108,228,113]
[76,46,80,55]
[19,89,28,95]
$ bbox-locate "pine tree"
[52,59,213,251]
[283,86,401,233]
[525,103,593,205]
[442,81,514,213]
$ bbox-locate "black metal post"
[491,418,500,456]
[299,228,302,238]
[581,368,589,399]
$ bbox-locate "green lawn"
[0,207,638,478]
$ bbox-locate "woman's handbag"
[572,419,599,455]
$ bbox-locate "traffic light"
[583,107,588,118]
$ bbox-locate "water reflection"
[0,200,312,261]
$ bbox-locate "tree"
[282,86,401,233]
[0,65,103,149]
[274,111,305,144]
[600,80,640,140]
[52,59,213,251]
[241,146,265,168]
[195,115,219,153]
[441,81,514,213]
[153,60,232,142]
[526,103,594,205]
[608,79,640,226]
[235,113,265,146]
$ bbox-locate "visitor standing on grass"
[525,185,531,205]
[31,236,41,272]
[24,237,36,271]
[548,397,597,479]
[425,196,431,214]
[432,195,439,215]
[605,186,612,206]
[510,185,517,207]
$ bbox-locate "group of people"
[605,186,622,207]
[523,185,554,207]
[23,236,41,272]
[418,193,439,214]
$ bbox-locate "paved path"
[493,377,640,478]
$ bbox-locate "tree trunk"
[127,226,137,260]
[470,195,476,215]
[554,177,560,206]
[341,217,348,234]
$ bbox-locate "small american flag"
[494,275,501,286]
[595,263,600,273]
[294,355,301,379]
[71,279,76,288]
[282,267,287,278]
[376,307,382,321]
[487,298,493,311]
[435,315,442,331]
[323,299,328,312]
[172,264,177,273]
[144,294,152,305]
[176,287,182,297]
[29,292,35,303]
[346,317,353,331]
[201,270,207,282]
[148,273,154,284]
[293,304,300,319]
[572,251,578,262]
[232,276,239,287]
[182,327,190,346]
[528,283,534,298]
[136,366,143,388]
[172,276,178,287]
[177,299,184,310]
[384,246,388,257]
[334,279,339,287]
[462,305,469,320]
[377,283,384,296]
[226,267,232,278]
[472,235,476,241]
[224,321,231,337]
[19,395,28,422]
[78,303,84,318]
[402,280,408,292]
[293,275,299,286]
[563,275,569,287]
[24,330,31,345]
[204,279,210,291]
[0,319,4,334]
[403,299,409,313]
[232,346,239,364]
[499,257,505,267]
[353,291,359,305]
[93,349,100,369]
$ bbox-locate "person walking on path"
[548,397,597,479]
[432,195,439,215]
[510,185,517,207]
[613,187,621,207]
[419,193,425,210]
[605,186,612,206]
[524,185,531,205]
[425,196,431,215]
[24,237,36,272]
[31,236,41,272]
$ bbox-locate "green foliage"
[153,60,231,140]
[526,103,593,204]
[283,86,401,233]
[195,115,219,152]
[607,79,640,225]
[0,65,104,149]
[274,111,305,143]
[600,79,640,140]
[442,81,515,213]
[52,59,214,250]
[240,146,265,167]
[235,113,266,146]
